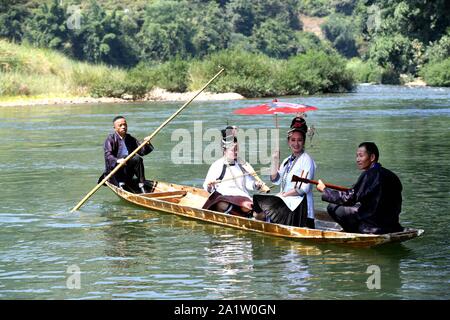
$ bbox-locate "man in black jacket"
[99,116,154,193]
[316,142,403,234]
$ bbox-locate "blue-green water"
[0,85,449,299]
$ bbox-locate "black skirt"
[253,194,308,227]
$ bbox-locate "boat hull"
[106,181,424,248]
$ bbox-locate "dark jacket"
[101,132,154,184]
[322,163,403,233]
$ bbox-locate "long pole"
[71,68,225,212]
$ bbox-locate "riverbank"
[0,40,357,105]
[404,78,427,87]
[0,87,245,107]
[0,81,431,107]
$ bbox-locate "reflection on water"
[0,85,449,299]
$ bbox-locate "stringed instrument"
[291,175,350,192]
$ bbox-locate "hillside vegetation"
[0,39,127,98]
[1,0,449,101]
[0,39,354,100]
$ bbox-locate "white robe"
[203,158,257,199]
[272,152,316,219]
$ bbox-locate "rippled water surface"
[0,85,449,299]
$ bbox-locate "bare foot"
[253,211,266,221]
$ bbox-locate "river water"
[0,85,449,299]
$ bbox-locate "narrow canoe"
[105,180,424,248]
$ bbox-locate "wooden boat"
[106,180,424,248]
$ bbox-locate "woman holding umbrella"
[253,116,317,228]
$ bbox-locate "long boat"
[105,180,424,248]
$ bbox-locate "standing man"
[316,142,403,234]
[99,116,154,193]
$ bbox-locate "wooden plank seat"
[141,190,187,201]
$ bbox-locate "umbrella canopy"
[233,100,318,115]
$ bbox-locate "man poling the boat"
[98,116,154,194]
[70,68,224,212]
[252,116,317,228]
[316,142,404,234]
[202,127,266,217]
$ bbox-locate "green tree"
[98,9,140,66]
[367,33,416,74]
[226,0,255,36]
[330,0,357,15]
[251,18,298,59]
[296,32,335,55]
[73,1,114,63]
[0,0,30,42]
[227,33,256,53]
[226,0,301,37]
[192,2,232,57]
[191,0,230,6]
[68,1,140,66]
[112,8,142,66]
[425,33,450,63]
[420,57,450,87]
[346,58,384,83]
[281,50,354,94]
[375,0,450,44]
[125,58,190,94]
[252,0,302,31]
[23,0,70,51]
[353,0,449,77]
[189,49,281,97]
[297,0,331,17]
[138,1,194,61]
[321,14,358,58]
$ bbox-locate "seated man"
[316,142,403,234]
[99,116,154,193]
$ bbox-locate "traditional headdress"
[221,126,238,149]
[287,116,308,137]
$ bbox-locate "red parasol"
[234,101,318,115]
[233,99,318,127]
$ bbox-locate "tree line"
[0,0,305,66]
[1,0,449,87]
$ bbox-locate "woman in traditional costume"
[202,128,263,217]
[253,116,316,228]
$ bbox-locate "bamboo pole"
[71,68,225,212]
[211,168,270,193]
[214,171,254,184]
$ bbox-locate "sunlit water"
[0,85,449,299]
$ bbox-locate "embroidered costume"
[202,157,259,217]
[253,116,317,228]
[253,152,316,227]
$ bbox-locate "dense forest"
[1,0,449,99]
